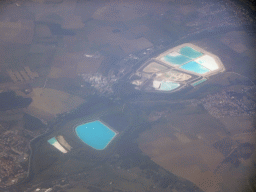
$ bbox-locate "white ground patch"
[195,55,219,71]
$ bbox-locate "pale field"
[25,88,84,120]
[62,15,85,29]
[218,116,255,135]
[49,57,103,78]
[48,67,64,79]
[49,53,81,78]
[130,25,149,36]
[0,20,34,44]
[48,51,104,78]
[231,131,256,146]
[92,1,167,21]
[76,56,104,75]
[87,26,153,54]
[28,0,77,21]
[143,62,168,73]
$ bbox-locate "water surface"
[75,120,116,150]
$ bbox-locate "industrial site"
[130,43,225,92]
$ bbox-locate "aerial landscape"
[0,0,255,192]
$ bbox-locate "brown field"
[25,88,84,120]
[88,26,153,54]
[220,31,248,54]
[76,56,104,75]
[138,130,224,192]
[218,116,255,135]
[137,104,255,192]
[92,1,148,21]
[0,20,34,44]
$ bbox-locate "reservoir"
[159,81,180,91]
[75,120,117,150]
[180,61,210,74]
[162,52,191,65]
[179,46,203,59]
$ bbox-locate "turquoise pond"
[179,46,203,59]
[162,54,191,65]
[180,61,209,74]
[161,46,203,65]
[159,81,180,91]
[48,137,57,145]
[191,78,207,86]
[75,120,116,150]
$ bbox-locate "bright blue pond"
[191,78,207,86]
[159,81,180,91]
[75,120,116,150]
[180,61,209,74]
[162,54,191,65]
[48,137,57,145]
[179,46,203,59]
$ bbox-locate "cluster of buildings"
[0,109,46,189]
[199,86,256,118]
[81,73,117,95]
[0,129,29,187]
[183,0,252,43]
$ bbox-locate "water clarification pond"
[180,61,210,74]
[179,46,203,59]
[75,120,117,150]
